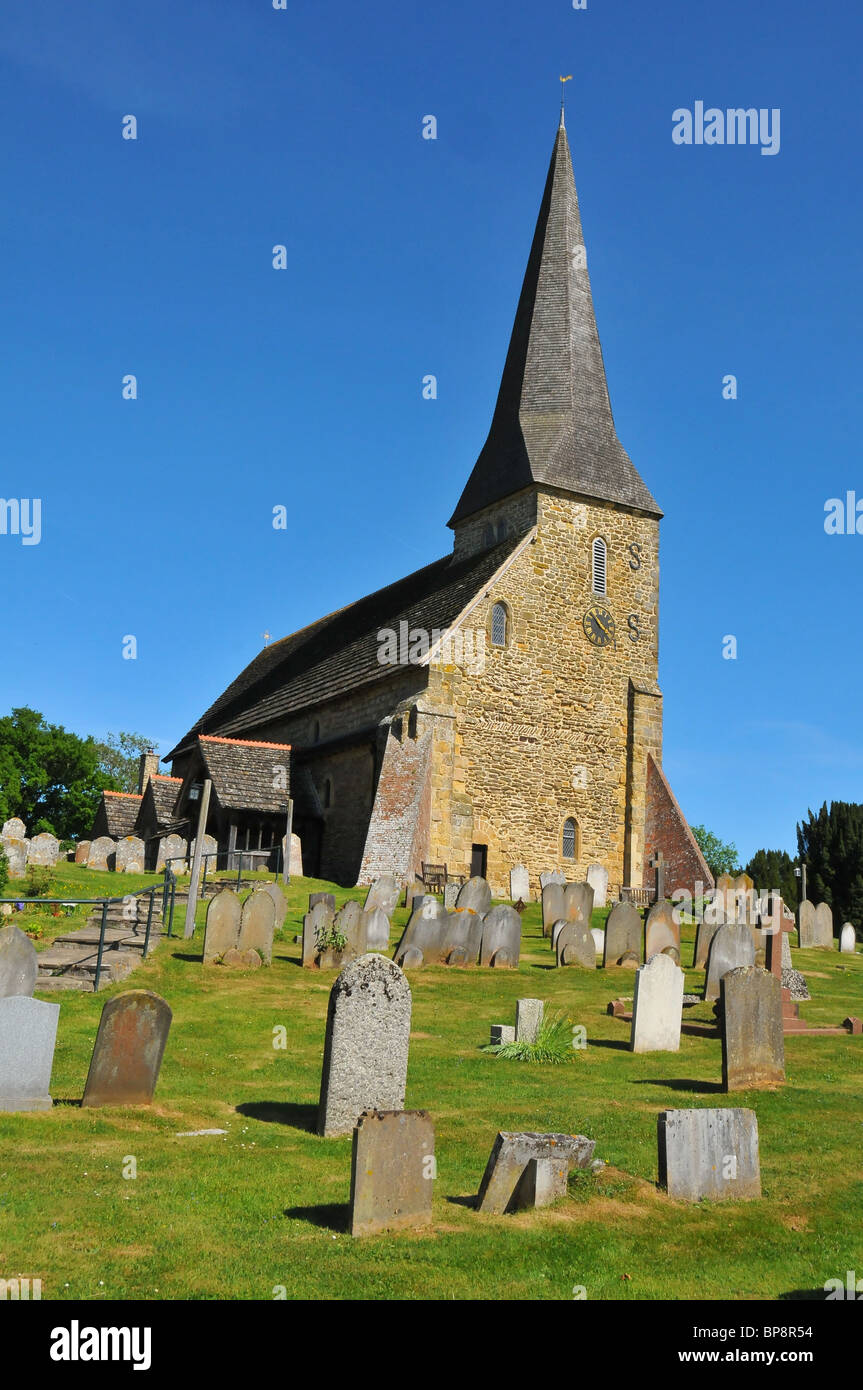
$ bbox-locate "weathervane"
[559,74,573,126]
[262,630,272,647]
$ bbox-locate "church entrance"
[470,843,488,879]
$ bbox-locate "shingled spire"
[449,116,661,527]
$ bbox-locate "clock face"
[583,604,615,647]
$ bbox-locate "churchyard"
[0,862,861,1301]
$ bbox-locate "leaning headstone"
[82,990,172,1107]
[479,904,521,968]
[539,871,566,889]
[704,923,756,1001]
[115,836,146,874]
[364,875,400,917]
[317,955,412,1137]
[309,892,336,913]
[237,888,277,965]
[509,864,530,902]
[0,925,39,998]
[74,841,91,865]
[541,882,566,936]
[840,923,856,954]
[333,899,367,956]
[364,908,391,953]
[813,901,834,948]
[720,967,784,1091]
[259,881,288,932]
[87,836,116,871]
[456,876,492,917]
[349,1110,434,1237]
[644,900,680,962]
[586,864,609,910]
[630,953,684,1053]
[658,1108,761,1201]
[302,900,333,967]
[26,832,60,867]
[443,883,459,910]
[475,1131,595,1214]
[202,889,242,963]
[1,818,27,842]
[509,1158,570,1211]
[393,899,447,968]
[604,901,642,968]
[556,921,596,969]
[694,919,719,969]
[797,900,816,948]
[0,996,60,1111]
[515,998,544,1043]
[564,881,594,924]
[439,910,481,967]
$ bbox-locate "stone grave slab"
[259,881,288,932]
[363,907,391,953]
[203,889,242,964]
[27,832,60,867]
[349,1109,434,1237]
[515,998,544,1042]
[630,952,684,1053]
[74,841,91,865]
[443,883,459,910]
[720,967,784,1091]
[393,899,447,968]
[456,876,492,917]
[3,838,29,878]
[479,904,521,968]
[0,925,39,998]
[238,888,277,965]
[541,882,566,937]
[840,924,856,954]
[556,921,595,969]
[509,864,530,902]
[586,863,609,910]
[0,995,60,1111]
[658,1108,761,1201]
[303,900,333,968]
[704,923,756,1001]
[564,881,594,924]
[1,818,26,841]
[591,927,604,956]
[475,1132,595,1214]
[644,901,680,962]
[317,955,411,1137]
[364,875,400,917]
[797,900,816,947]
[309,892,336,913]
[439,910,481,967]
[694,919,719,969]
[813,902,834,948]
[157,833,187,873]
[509,1157,569,1211]
[604,901,642,967]
[115,836,146,874]
[490,1024,515,1045]
[539,871,566,889]
[82,990,172,1107]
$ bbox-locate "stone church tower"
[167,113,710,899]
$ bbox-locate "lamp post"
[794,862,808,904]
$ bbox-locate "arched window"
[562,817,577,860]
[592,537,607,596]
[491,602,508,647]
[323,777,333,810]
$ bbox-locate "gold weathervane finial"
[559,74,573,127]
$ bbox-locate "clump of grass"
[482,1010,575,1064]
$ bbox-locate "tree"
[797,801,863,929]
[93,732,157,793]
[744,848,799,911]
[690,825,739,878]
[0,707,115,840]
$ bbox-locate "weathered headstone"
[840,923,856,954]
[604,901,642,967]
[781,929,793,970]
[303,899,333,967]
[237,888,277,965]
[630,952,684,1053]
[439,909,481,966]
[0,996,60,1111]
[74,841,91,865]
[27,832,60,867]
[82,990,172,1107]
[364,875,400,917]
[813,901,834,948]
[475,1131,595,1214]
[221,947,262,969]
[456,876,492,917]
[393,899,447,968]
[556,920,596,969]
[156,833,187,873]
[704,923,756,1001]
[115,836,146,874]
[309,891,336,912]
[539,871,566,889]
[564,881,594,924]
[658,1108,761,1201]
[443,882,459,910]
[363,907,391,953]
[644,900,680,962]
[541,882,566,937]
[190,834,218,870]
[334,899,367,956]
[202,889,242,963]
[720,967,784,1091]
[87,836,116,871]
[0,925,38,998]
[490,1024,515,1045]
[586,863,609,910]
[317,955,412,1137]
[509,864,530,903]
[694,919,719,969]
[591,926,604,956]
[479,904,521,968]
[509,1158,570,1211]
[797,899,816,948]
[1,818,26,841]
[280,832,303,877]
[515,998,544,1043]
[259,881,288,931]
[349,1110,434,1237]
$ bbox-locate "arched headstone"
[541,882,566,937]
[456,876,492,917]
[82,990,172,1107]
[0,925,38,998]
[645,901,680,962]
[813,902,833,948]
[27,832,60,867]
[303,899,333,968]
[704,923,755,1001]
[74,841,91,865]
[115,836,146,873]
[87,837,116,871]
[393,898,447,967]
[630,953,684,1053]
[604,902,642,967]
[238,889,277,965]
[260,881,288,931]
[564,882,594,924]
[509,864,530,902]
[363,908,391,953]
[203,889,242,963]
[479,905,521,968]
[797,900,816,947]
[556,920,595,969]
[363,875,400,917]
[317,955,412,1137]
[440,909,482,966]
[1,818,26,842]
[840,923,856,954]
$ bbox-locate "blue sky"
[0,0,860,864]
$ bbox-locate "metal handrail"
[1,884,163,988]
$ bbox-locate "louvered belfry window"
[491,603,508,647]
[592,537,607,595]
[563,817,577,859]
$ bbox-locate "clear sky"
[0,0,860,865]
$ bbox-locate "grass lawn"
[1,865,861,1301]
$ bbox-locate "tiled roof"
[101,792,143,837]
[149,777,181,825]
[449,119,661,526]
[167,535,522,753]
[198,736,292,814]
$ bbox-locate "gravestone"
[509,1157,570,1211]
[0,996,60,1111]
[309,892,336,913]
[237,888,277,965]
[280,832,303,876]
[27,832,60,867]
[456,876,492,917]
[604,901,642,968]
[0,925,39,998]
[81,990,172,1107]
[74,841,91,865]
[440,910,482,967]
[349,1110,434,1237]
[556,921,595,969]
[363,908,391,953]
[364,875,400,917]
[190,834,218,869]
[515,998,544,1043]
[1,817,26,841]
[260,881,288,931]
[4,838,29,878]
[539,871,566,889]
[720,967,784,1091]
[797,900,816,947]
[115,836,146,874]
[475,1131,595,1214]
[840,923,856,954]
[630,953,684,1053]
[87,836,116,871]
[564,881,594,924]
[156,833,187,873]
[541,882,566,937]
[644,901,680,962]
[443,883,459,910]
[704,923,755,1001]
[202,889,242,963]
[694,919,719,969]
[509,864,530,902]
[591,927,604,956]
[658,1108,761,1201]
[393,899,447,968]
[333,900,367,957]
[490,1024,515,1045]
[813,901,834,948]
[586,863,608,910]
[781,929,793,970]
[407,892,436,915]
[317,955,412,1137]
[479,904,521,968]
[303,899,333,968]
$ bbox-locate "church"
[164,111,712,901]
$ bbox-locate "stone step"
[52,927,163,955]
[37,948,140,988]
[35,975,96,993]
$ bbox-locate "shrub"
[482,1010,576,1064]
[23,865,54,897]
[0,845,8,896]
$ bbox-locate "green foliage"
[482,1010,575,1064]
[0,707,114,840]
[23,865,54,897]
[745,848,799,910]
[797,801,863,928]
[93,731,158,793]
[690,825,739,877]
[315,923,347,954]
[0,844,8,895]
